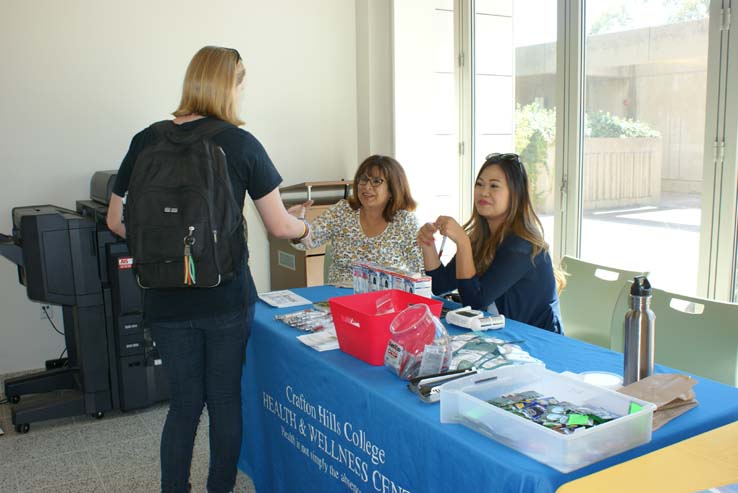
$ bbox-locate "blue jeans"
[151,303,254,493]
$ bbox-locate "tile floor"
[0,372,255,493]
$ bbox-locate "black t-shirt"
[113,117,282,321]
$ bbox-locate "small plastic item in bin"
[375,293,395,316]
[384,304,451,380]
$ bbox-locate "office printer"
[0,171,168,433]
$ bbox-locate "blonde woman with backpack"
[107,46,310,493]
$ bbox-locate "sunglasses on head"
[485,152,520,163]
[485,153,526,174]
[230,48,242,62]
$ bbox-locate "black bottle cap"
[631,276,651,296]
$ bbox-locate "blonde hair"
[465,155,567,293]
[173,46,246,126]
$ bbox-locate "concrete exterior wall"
[516,18,708,194]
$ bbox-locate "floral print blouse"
[296,200,423,284]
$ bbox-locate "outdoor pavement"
[541,192,703,297]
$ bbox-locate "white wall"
[355,0,395,157]
[393,0,460,230]
[0,0,358,374]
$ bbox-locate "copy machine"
[0,171,168,433]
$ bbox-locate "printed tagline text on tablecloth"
[263,386,411,493]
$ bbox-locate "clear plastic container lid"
[579,371,623,390]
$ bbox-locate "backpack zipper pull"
[183,226,197,285]
[184,226,196,254]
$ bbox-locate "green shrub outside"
[585,111,660,138]
[514,103,660,207]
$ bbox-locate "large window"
[473,0,559,245]
[579,0,709,296]
[394,0,460,262]
[394,0,559,258]
[393,0,738,301]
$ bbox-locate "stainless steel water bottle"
[623,276,656,385]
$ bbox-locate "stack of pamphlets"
[258,289,312,308]
[296,330,339,352]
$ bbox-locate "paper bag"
[618,374,698,430]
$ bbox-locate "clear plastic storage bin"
[439,364,656,472]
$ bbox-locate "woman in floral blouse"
[294,155,423,285]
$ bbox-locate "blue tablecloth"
[238,286,738,493]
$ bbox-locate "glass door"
[472,0,559,245]
[579,0,710,295]
[394,0,460,261]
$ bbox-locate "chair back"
[560,256,647,348]
[611,287,738,386]
[609,281,632,351]
[322,241,333,284]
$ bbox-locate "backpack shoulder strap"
[191,118,235,139]
[148,120,176,141]
[150,118,235,146]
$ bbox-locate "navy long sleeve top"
[427,235,563,334]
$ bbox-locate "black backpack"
[125,119,244,289]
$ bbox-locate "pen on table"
[474,375,498,384]
[438,235,447,257]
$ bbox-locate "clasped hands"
[417,216,466,250]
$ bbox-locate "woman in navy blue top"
[106,46,311,493]
[417,153,564,334]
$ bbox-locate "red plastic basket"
[329,290,443,365]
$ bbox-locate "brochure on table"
[297,329,340,352]
[259,290,312,308]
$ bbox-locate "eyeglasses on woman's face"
[358,175,385,187]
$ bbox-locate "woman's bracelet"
[291,217,310,243]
